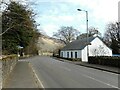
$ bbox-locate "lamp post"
[77,9,89,61]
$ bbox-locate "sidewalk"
[3,61,40,89]
[54,57,119,74]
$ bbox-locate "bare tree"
[53,26,80,44]
[88,27,101,37]
[103,22,120,54]
[76,27,101,40]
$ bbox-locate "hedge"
[88,56,120,67]
[61,57,81,61]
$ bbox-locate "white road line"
[33,69,44,88]
[29,63,45,89]
[83,74,119,89]
[59,65,119,88]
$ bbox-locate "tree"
[2,1,39,55]
[103,22,120,54]
[76,27,101,40]
[76,33,87,40]
[53,26,80,44]
[88,27,101,37]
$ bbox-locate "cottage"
[60,36,112,62]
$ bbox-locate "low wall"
[0,61,2,90]
[1,55,18,88]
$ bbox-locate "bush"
[88,56,119,67]
[65,58,81,61]
[57,56,81,61]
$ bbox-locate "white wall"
[81,37,112,62]
[89,37,112,56]
[81,47,88,62]
[60,50,81,58]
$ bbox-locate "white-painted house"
[60,36,112,62]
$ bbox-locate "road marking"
[62,64,119,89]
[29,63,45,89]
[83,74,119,89]
[33,70,44,89]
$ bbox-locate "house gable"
[89,37,112,56]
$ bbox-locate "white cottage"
[60,36,112,62]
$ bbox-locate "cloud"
[53,15,75,22]
[41,24,59,37]
[27,0,119,36]
[92,0,118,22]
[70,0,119,22]
[42,15,74,22]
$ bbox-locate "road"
[29,56,119,89]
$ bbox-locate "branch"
[1,22,35,36]
[0,25,14,36]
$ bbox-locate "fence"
[1,55,18,88]
[88,56,120,67]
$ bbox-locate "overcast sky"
[4,0,120,37]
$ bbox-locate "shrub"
[58,57,81,62]
[88,56,119,67]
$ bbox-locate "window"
[67,52,69,58]
[61,52,63,57]
[71,52,73,58]
[75,52,77,58]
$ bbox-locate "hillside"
[37,35,64,55]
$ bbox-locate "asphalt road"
[29,56,119,89]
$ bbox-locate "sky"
[3,0,120,37]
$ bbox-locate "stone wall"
[1,55,18,88]
[0,61,2,90]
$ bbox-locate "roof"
[61,36,96,51]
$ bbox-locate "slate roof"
[61,36,96,50]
